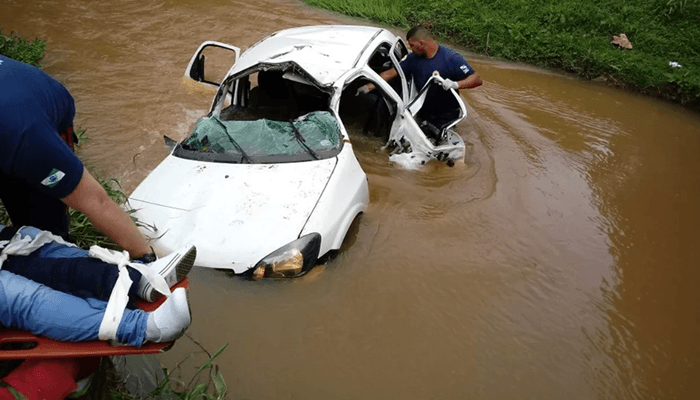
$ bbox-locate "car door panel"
[184,41,240,88]
[388,74,467,156]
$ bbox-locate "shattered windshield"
[174,111,342,163]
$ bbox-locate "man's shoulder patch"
[41,168,66,188]
[460,64,470,74]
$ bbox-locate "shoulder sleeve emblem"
[41,168,66,188]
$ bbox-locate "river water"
[3,0,700,399]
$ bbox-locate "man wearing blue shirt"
[359,26,482,134]
[0,56,197,302]
[0,55,152,259]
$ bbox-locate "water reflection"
[587,103,700,399]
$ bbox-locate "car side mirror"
[163,135,178,152]
[189,54,205,81]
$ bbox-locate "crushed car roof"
[229,25,390,86]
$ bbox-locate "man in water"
[358,25,482,134]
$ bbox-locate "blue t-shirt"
[0,55,83,199]
[400,45,475,115]
[400,45,475,89]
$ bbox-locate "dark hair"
[406,26,432,41]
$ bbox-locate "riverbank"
[303,0,700,111]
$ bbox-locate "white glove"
[355,85,371,96]
[441,78,459,91]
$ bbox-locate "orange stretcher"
[0,278,189,360]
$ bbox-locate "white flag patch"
[41,168,66,187]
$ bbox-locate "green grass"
[0,29,45,67]
[304,0,408,21]
[111,340,229,400]
[304,0,700,107]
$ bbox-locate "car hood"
[128,155,337,273]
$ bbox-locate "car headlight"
[249,233,322,280]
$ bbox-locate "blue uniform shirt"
[400,45,475,90]
[0,55,83,199]
[400,45,475,115]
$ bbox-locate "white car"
[128,25,467,278]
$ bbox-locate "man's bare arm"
[457,73,483,89]
[361,68,400,93]
[62,170,152,258]
[379,67,399,83]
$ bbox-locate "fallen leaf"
[611,33,633,50]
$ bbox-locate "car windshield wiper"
[212,117,252,164]
[289,120,319,160]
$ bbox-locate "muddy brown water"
[3,0,700,399]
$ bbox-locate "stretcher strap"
[0,226,171,342]
[88,246,170,341]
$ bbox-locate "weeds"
[304,0,408,24]
[0,29,45,67]
[656,0,689,17]
[111,337,229,400]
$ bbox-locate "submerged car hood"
[128,155,337,273]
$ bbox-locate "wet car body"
[128,25,467,278]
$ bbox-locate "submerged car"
[128,25,468,278]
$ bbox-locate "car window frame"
[175,63,344,165]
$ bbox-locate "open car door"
[387,38,409,103]
[184,41,240,89]
[386,73,467,165]
[406,73,467,135]
[175,41,241,147]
